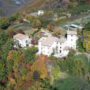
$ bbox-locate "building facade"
[38,30,78,58]
[13,33,32,48]
[38,10,44,15]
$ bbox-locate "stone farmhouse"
[38,30,78,58]
[13,33,32,48]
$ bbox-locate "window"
[26,40,28,44]
[60,50,62,53]
[26,44,29,46]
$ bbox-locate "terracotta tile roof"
[13,33,29,40]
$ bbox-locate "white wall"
[38,33,78,58]
[38,10,44,15]
[14,37,31,47]
[67,34,78,50]
[54,41,69,58]
[38,41,57,56]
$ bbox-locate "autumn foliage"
[31,55,48,79]
[17,29,25,34]
[5,48,51,90]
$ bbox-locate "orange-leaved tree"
[31,55,48,79]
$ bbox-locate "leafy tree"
[85,21,90,31]
[77,40,85,52]
[7,50,22,66]
[68,2,76,8]
[47,24,51,31]
[28,80,51,90]
[2,39,14,58]
[27,15,35,23]
[31,55,48,79]
[0,60,7,82]
[7,27,16,38]
[0,31,8,50]
[52,65,60,79]
[47,21,56,31]
[52,76,90,90]
[32,19,42,29]
[77,28,82,35]
[7,60,14,73]
[0,19,10,29]
[53,28,62,36]
[21,68,28,77]
[83,38,90,52]
[24,47,37,64]
[12,13,19,20]
[56,53,89,78]
[68,49,76,57]
[8,16,17,22]
[0,85,4,90]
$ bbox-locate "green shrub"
[52,76,90,90]
[52,65,60,79]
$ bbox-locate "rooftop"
[38,10,44,12]
[41,36,58,46]
[13,33,29,40]
[67,30,77,35]
[58,37,66,43]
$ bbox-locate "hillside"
[0,0,89,17]
[22,0,90,13]
[0,0,33,17]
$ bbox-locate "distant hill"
[0,0,33,17]
[0,0,89,17]
[22,0,90,13]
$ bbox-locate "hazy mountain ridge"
[0,0,33,17]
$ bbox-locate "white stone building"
[30,10,44,17]
[38,10,44,15]
[67,31,78,49]
[38,30,78,58]
[38,36,58,56]
[13,33,32,48]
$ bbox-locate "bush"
[52,66,60,79]
[69,4,90,16]
[0,19,10,29]
[32,19,42,29]
[52,76,90,90]
[77,40,85,52]
[85,21,90,31]
[24,47,38,64]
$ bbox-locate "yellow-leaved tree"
[31,55,48,79]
